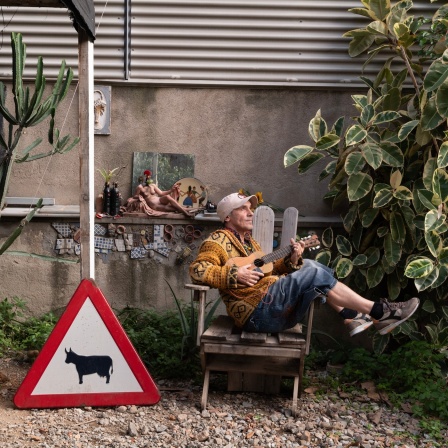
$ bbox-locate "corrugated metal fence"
[0,0,439,87]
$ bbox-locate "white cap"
[216,193,258,222]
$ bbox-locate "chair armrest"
[185,284,210,346]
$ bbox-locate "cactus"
[0,32,80,209]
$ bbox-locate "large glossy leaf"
[348,7,377,20]
[423,158,437,191]
[387,272,401,301]
[351,94,368,109]
[386,0,412,34]
[316,134,340,150]
[319,160,337,181]
[436,79,448,118]
[414,215,425,230]
[390,169,402,189]
[424,59,448,92]
[369,0,391,21]
[421,96,444,131]
[346,125,367,146]
[432,168,448,202]
[360,104,374,126]
[390,211,406,244]
[308,110,327,142]
[331,116,345,137]
[347,172,373,201]
[431,264,448,288]
[367,263,384,288]
[437,141,448,168]
[315,249,331,266]
[383,87,401,111]
[343,203,358,233]
[415,267,438,292]
[352,225,363,252]
[361,142,382,169]
[415,124,432,146]
[384,233,401,265]
[393,22,413,48]
[353,253,368,265]
[284,145,313,168]
[345,152,365,175]
[372,110,401,124]
[364,246,380,267]
[404,257,434,278]
[393,186,413,201]
[335,258,353,279]
[361,208,379,227]
[417,189,437,210]
[381,142,404,167]
[321,227,333,248]
[373,185,393,207]
[298,153,324,173]
[397,119,419,141]
[438,247,448,266]
[425,209,446,232]
[346,30,376,57]
[425,231,442,257]
[336,235,352,256]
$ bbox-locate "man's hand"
[290,238,305,265]
[237,264,264,286]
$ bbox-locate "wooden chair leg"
[292,376,299,416]
[201,369,210,411]
[298,354,305,398]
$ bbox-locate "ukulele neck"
[260,245,292,265]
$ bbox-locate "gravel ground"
[0,356,446,448]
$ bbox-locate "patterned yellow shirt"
[189,228,299,327]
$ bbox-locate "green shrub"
[0,297,57,354]
[340,340,448,421]
[117,306,202,380]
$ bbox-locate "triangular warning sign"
[14,278,161,408]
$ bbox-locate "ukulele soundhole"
[254,259,264,268]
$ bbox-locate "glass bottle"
[110,183,117,216]
[103,182,111,215]
[114,182,121,215]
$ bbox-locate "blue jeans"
[242,259,337,333]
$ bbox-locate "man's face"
[224,201,254,233]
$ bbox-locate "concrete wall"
[6,85,356,213]
[1,85,357,317]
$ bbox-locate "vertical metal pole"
[78,29,95,279]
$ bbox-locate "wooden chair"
[185,206,315,415]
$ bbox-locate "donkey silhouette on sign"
[65,348,113,384]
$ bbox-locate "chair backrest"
[253,206,299,253]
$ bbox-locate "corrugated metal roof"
[0,0,440,86]
[0,0,95,41]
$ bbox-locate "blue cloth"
[242,259,337,333]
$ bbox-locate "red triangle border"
[14,278,161,408]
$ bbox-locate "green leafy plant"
[165,279,220,359]
[0,32,79,209]
[284,0,448,349]
[118,306,202,379]
[97,166,123,184]
[340,340,448,422]
[0,297,57,355]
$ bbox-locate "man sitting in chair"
[189,193,419,336]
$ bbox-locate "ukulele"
[226,235,320,275]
